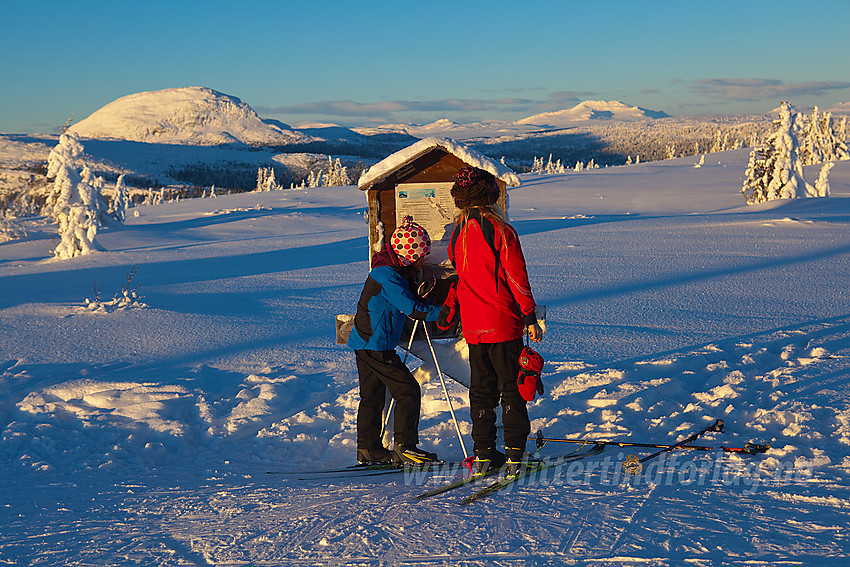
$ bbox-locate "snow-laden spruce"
[108,174,130,222]
[799,106,850,165]
[255,167,279,192]
[45,132,108,258]
[742,101,826,204]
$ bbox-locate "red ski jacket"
[448,209,538,344]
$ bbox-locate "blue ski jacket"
[348,246,441,352]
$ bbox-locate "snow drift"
[1,145,850,565]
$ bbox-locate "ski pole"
[423,322,469,460]
[380,319,420,441]
[531,431,770,455]
[623,418,725,475]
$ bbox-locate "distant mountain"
[768,103,810,115]
[69,87,314,146]
[518,100,670,128]
[353,118,545,141]
[771,102,850,116]
[827,102,850,114]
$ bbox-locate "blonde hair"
[453,203,506,226]
[452,204,509,272]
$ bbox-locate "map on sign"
[395,182,458,243]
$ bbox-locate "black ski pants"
[355,349,421,449]
[468,338,530,454]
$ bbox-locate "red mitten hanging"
[436,283,459,330]
[517,345,544,401]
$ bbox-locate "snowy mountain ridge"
[518,100,672,127]
[22,87,850,151]
[67,88,676,146]
[68,87,315,147]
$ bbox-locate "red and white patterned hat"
[391,215,431,265]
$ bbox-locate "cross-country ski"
[459,443,606,505]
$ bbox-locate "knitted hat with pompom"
[391,215,431,265]
[451,166,499,209]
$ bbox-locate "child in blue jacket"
[348,216,442,464]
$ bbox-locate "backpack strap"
[450,209,501,291]
[449,216,464,270]
[469,208,500,290]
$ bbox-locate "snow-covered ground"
[2,149,850,565]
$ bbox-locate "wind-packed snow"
[2,149,850,565]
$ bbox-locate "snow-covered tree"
[0,210,27,243]
[46,132,106,258]
[551,156,565,174]
[531,156,546,173]
[742,102,815,204]
[767,104,815,200]
[44,131,84,216]
[814,161,834,197]
[323,157,351,186]
[747,131,760,148]
[110,174,129,222]
[302,157,353,188]
[530,155,568,174]
[799,108,850,165]
[50,165,102,258]
[80,165,110,224]
[741,143,772,204]
[255,167,279,191]
[709,130,722,153]
[306,170,323,188]
[837,116,849,160]
[799,107,821,165]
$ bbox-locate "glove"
[517,345,545,401]
[436,283,458,330]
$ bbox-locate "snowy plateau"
[1,88,850,566]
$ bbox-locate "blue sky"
[2,0,849,133]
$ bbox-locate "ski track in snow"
[2,152,850,564]
[3,315,849,565]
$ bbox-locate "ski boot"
[357,446,393,464]
[505,446,537,477]
[472,447,506,476]
[393,444,439,465]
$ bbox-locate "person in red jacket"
[446,166,542,474]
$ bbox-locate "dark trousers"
[468,338,530,452]
[355,349,421,449]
